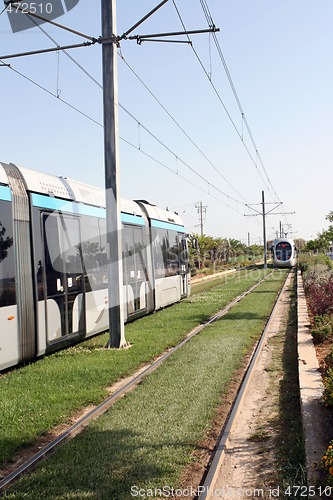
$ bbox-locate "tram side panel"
[0,186,19,370]
[0,168,188,371]
[30,194,156,360]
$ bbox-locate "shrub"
[303,264,332,287]
[304,273,333,317]
[323,350,333,371]
[322,440,333,484]
[313,315,333,328]
[311,325,332,344]
[323,369,333,407]
[299,254,332,273]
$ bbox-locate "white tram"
[0,162,190,371]
[272,238,297,268]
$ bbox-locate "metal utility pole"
[195,201,207,236]
[262,191,267,269]
[101,0,125,348]
[99,0,218,348]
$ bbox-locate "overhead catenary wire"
[0,60,248,219]
[198,0,293,232]
[118,102,244,207]
[171,0,273,196]
[1,9,247,209]
[118,51,249,204]
[121,137,244,215]
[1,60,103,127]
[172,0,293,235]
[1,2,264,232]
[199,0,281,203]
[202,0,293,233]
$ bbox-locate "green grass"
[272,275,307,494]
[0,268,275,468]
[1,271,287,499]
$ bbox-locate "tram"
[272,238,297,268]
[0,162,190,371]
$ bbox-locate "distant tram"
[0,162,190,371]
[272,238,297,268]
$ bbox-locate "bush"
[311,325,332,344]
[299,254,332,273]
[322,440,333,483]
[323,350,333,371]
[304,271,333,317]
[323,369,333,407]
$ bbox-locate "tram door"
[180,235,189,298]
[43,213,85,341]
[123,225,146,316]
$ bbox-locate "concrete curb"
[297,270,326,485]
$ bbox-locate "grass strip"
[269,274,307,493]
[0,268,271,467]
[2,270,287,499]
[0,270,272,465]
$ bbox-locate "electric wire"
[16,9,249,207]
[198,0,293,232]
[118,51,248,204]
[171,0,271,196]
[199,0,280,203]
[1,5,264,231]
[1,60,103,127]
[119,102,244,207]
[0,61,248,219]
[121,137,244,214]
[6,12,247,208]
[173,0,293,235]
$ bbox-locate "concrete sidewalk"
[297,270,326,485]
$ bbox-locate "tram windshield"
[275,242,292,261]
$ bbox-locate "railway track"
[0,270,284,495]
[197,269,292,500]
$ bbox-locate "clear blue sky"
[1,0,332,243]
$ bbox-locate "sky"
[1,0,332,244]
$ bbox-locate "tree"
[0,222,13,263]
[303,212,333,253]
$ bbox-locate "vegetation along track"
[1,266,281,498]
[197,269,292,500]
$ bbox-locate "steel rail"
[197,270,292,500]
[0,271,274,493]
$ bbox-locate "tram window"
[0,200,15,307]
[167,231,180,276]
[152,227,181,278]
[275,242,292,261]
[80,216,108,291]
[123,225,135,284]
[32,207,45,301]
[123,224,146,285]
[152,228,166,278]
[43,213,83,294]
[59,216,83,276]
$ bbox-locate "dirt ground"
[3,272,333,499]
[173,276,292,499]
[211,276,292,498]
[176,273,333,499]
